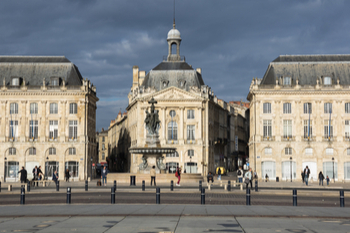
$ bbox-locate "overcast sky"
[1,0,350,131]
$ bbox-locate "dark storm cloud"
[1,0,350,130]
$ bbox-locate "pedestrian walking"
[254,170,257,179]
[52,170,59,185]
[217,167,222,180]
[175,167,181,186]
[318,171,324,186]
[304,166,310,186]
[65,169,70,182]
[244,168,253,189]
[38,166,44,180]
[18,166,27,183]
[101,166,108,186]
[301,170,305,183]
[237,166,243,183]
[326,175,330,186]
[150,165,156,186]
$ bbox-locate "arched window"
[49,147,56,155]
[188,149,194,157]
[305,147,313,155]
[30,103,38,114]
[50,103,58,114]
[264,147,272,155]
[69,147,76,155]
[29,147,36,155]
[10,103,18,114]
[168,121,178,141]
[69,103,77,114]
[171,43,177,55]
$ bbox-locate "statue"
[144,97,160,135]
[157,156,166,170]
[139,156,148,170]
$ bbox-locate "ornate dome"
[167,28,181,40]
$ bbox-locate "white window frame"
[69,147,76,155]
[29,120,38,139]
[187,110,195,119]
[50,103,58,114]
[167,121,178,141]
[11,78,19,86]
[283,103,292,114]
[326,148,334,155]
[304,103,312,114]
[9,147,16,155]
[49,147,56,155]
[347,148,350,155]
[30,103,38,114]
[69,120,78,139]
[324,77,332,85]
[324,119,333,139]
[346,120,350,139]
[303,120,313,139]
[10,103,18,114]
[285,147,292,155]
[187,125,195,141]
[29,147,36,155]
[324,103,332,114]
[263,103,271,114]
[69,103,77,114]
[49,120,58,139]
[305,148,313,155]
[283,77,291,85]
[263,120,272,137]
[166,152,179,157]
[346,103,350,114]
[283,120,292,139]
[264,147,272,155]
[9,120,18,138]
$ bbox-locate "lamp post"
[290,157,292,182]
[332,157,335,183]
[46,157,49,180]
[4,157,7,182]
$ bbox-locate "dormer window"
[178,79,186,88]
[163,81,167,87]
[50,77,59,86]
[324,77,332,85]
[11,77,19,86]
[283,77,291,85]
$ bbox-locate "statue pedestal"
[145,134,160,147]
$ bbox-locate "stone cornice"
[251,89,350,95]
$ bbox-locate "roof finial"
[173,0,176,29]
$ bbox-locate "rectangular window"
[11,78,19,86]
[50,103,58,114]
[285,147,292,155]
[346,120,350,139]
[188,149,194,157]
[324,120,333,139]
[324,77,332,85]
[304,103,312,114]
[187,125,195,140]
[69,120,78,139]
[283,103,292,114]
[324,103,332,114]
[326,148,334,155]
[69,147,76,155]
[283,120,292,139]
[263,120,272,137]
[305,148,313,155]
[347,148,350,155]
[303,120,313,139]
[49,120,58,139]
[29,147,36,155]
[102,136,105,142]
[283,77,291,85]
[263,103,271,114]
[102,153,105,160]
[9,148,16,155]
[264,147,272,154]
[69,103,77,114]
[187,110,194,119]
[49,147,56,155]
[29,120,38,139]
[102,144,105,150]
[346,103,350,114]
[9,120,18,138]
[51,78,59,86]
[30,103,38,114]
[10,103,18,114]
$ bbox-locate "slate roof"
[261,55,350,86]
[141,61,205,92]
[0,56,83,86]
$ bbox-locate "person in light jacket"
[150,166,156,186]
[244,168,253,189]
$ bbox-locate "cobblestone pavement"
[0,191,344,207]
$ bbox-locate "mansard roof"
[261,54,350,86]
[0,56,83,86]
[141,61,204,92]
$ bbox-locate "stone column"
[179,107,184,145]
[60,101,67,141]
[0,101,7,142]
[197,107,202,145]
[41,101,47,142]
[20,101,27,142]
[162,107,166,144]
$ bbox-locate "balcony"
[303,136,314,142]
[26,137,38,142]
[6,137,20,142]
[66,136,79,142]
[186,139,196,144]
[263,136,275,141]
[46,137,58,142]
[282,136,295,141]
[167,140,179,145]
[323,136,334,142]
[344,136,350,142]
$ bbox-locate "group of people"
[17,166,71,186]
[301,166,330,186]
[148,166,182,187]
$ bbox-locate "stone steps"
[107,173,203,184]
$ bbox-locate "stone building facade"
[248,55,350,182]
[96,128,108,166]
[126,24,248,175]
[0,56,98,182]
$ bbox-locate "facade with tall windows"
[126,24,248,176]
[0,56,98,182]
[248,55,350,181]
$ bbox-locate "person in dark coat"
[303,166,311,186]
[301,170,305,183]
[52,170,59,185]
[65,169,70,182]
[318,171,325,186]
[18,166,27,183]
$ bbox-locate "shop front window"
[261,161,276,179]
[184,162,197,173]
[65,161,79,178]
[166,162,178,174]
[5,161,19,181]
[45,161,59,179]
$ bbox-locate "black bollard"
[114,180,117,191]
[0,181,1,193]
[170,180,174,191]
[246,188,251,206]
[227,181,231,191]
[199,180,202,192]
[255,180,258,192]
[111,187,115,204]
[142,180,145,191]
[66,187,71,204]
[56,181,59,191]
[201,188,205,205]
[156,187,160,204]
[85,180,88,191]
[340,190,345,207]
[27,181,30,192]
[293,189,297,206]
[130,176,133,186]
[20,187,25,205]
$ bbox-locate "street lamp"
[4,157,7,182]
[290,157,292,182]
[332,157,335,183]
[91,156,93,180]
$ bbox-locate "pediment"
[145,86,202,101]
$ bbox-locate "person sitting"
[207,172,214,183]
